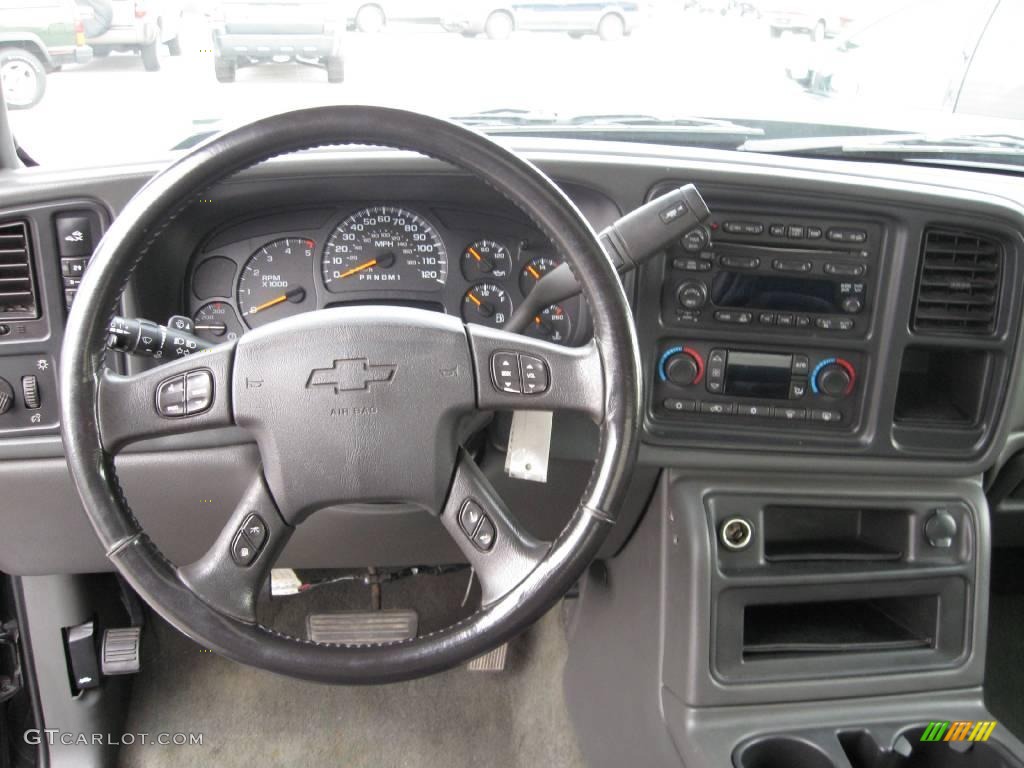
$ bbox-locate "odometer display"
[322,206,447,293]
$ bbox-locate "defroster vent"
[0,220,38,320]
[913,228,1001,335]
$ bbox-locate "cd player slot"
[713,242,866,260]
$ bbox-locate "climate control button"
[811,357,856,398]
[658,346,704,387]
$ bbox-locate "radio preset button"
[787,225,805,239]
[758,312,775,325]
[772,259,813,273]
[720,255,760,269]
[769,224,786,237]
[776,313,795,327]
[795,314,812,328]
[825,262,867,277]
[807,226,823,239]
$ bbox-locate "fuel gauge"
[461,283,513,328]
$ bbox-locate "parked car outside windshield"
[6,0,1024,168]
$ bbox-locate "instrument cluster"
[186,204,587,346]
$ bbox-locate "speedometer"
[321,206,447,293]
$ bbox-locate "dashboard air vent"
[913,228,1001,335]
[0,220,38,320]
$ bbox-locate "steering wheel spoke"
[441,448,549,606]
[178,472,292,624]
[98,342,236,453]
[466,326,605,421]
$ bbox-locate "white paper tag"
[270,568,302,596]
[505,410,553,483]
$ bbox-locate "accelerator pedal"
[307,610,418,645]
[468,642,508,672]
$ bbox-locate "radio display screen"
[710,272,840,314]
[725,352,792,399]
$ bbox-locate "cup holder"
[735,736,839,768]
[840,726,1024,768]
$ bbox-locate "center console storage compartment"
[743,595,937,658]
[707,493,976,684]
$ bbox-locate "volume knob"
[676,281,708,310]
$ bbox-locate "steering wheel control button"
[458,500,485,537]
[230,531,258,567]
[155,375,186,417]
[472,517,497,552]
[491,352,522,394]
[241,514,267,550]
[520,355,549,395]
[185,370,214,415]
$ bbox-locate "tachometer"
[322,206,447,293]
[237,238,315,329]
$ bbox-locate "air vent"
[0,220,38,320]
[913,228,1001,335]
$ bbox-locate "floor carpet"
[118,569,584,768]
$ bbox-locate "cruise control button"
[663,398,697,413]
[230,531,257,567]
[458,500,485,537]
[473,517,496,552]
[185,370,214,415]
[156,375,186,418]
[491,352,521,394]
[241,514,267,550]
[520,355,549,395]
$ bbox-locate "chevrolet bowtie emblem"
[306,358,397,393]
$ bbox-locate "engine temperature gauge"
[525,303,572,345]
[192,302,244,343]
[461,283,513,328]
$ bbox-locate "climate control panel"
[652,342,864,428]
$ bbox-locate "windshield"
[3,0,1023,168]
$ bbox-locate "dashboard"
[184,202,590,348]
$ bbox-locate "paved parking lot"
[9,9,819,166]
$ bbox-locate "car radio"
[661,216,881,338]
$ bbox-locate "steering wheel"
[60,106,641,684]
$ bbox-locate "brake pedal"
[307,610,418,645]
[101,627,141,675]
[468,642,508,672]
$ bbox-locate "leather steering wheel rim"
[60,106,642,684]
